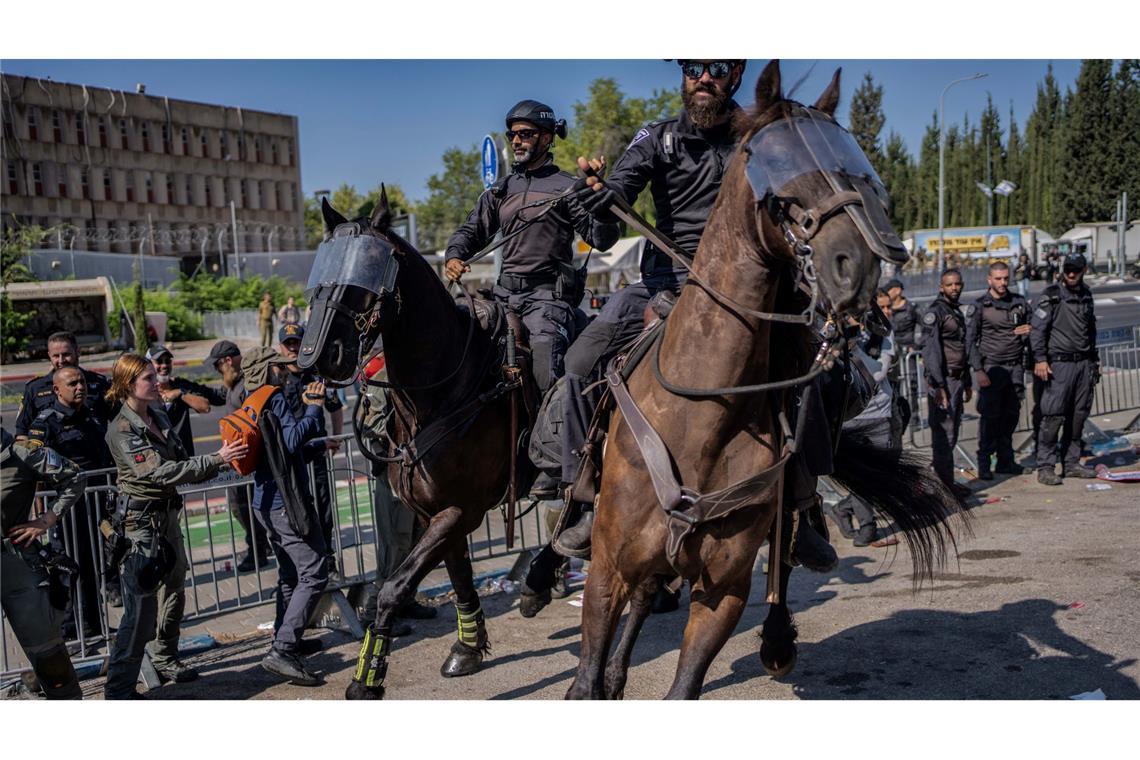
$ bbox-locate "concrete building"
[1,73,305,269]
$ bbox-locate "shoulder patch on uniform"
[133,453,146,463]
[923,312,936,325]
[628,128,651,148]
[1034,307,1047,320]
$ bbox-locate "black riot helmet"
[1062,252,1088,272]
[504,100,568,139]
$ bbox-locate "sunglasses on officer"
[680,61,734,80]
[505,128,540,141]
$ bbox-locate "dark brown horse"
[300,193,530,699]
[567,61,963,699]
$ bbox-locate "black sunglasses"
[505,128,540,141]
[680,61,733,80]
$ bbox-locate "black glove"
[577,185,619,224]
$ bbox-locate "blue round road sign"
[481,135,498,190]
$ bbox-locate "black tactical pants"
[928,376,965,487]
[1035,359,1096,470]
[492,285,576,394]
[976,363,1025,469]
[559,283,655,485]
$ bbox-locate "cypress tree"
[881,131,916,233]
[1056,59,1116,231]
[848,72,887,176]
[915,112,941,230]
[1004,103,1025,225]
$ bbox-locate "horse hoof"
[440,642,484,678]
[760,642,798,678]
[519,589,551,618]
[345,680,385,700]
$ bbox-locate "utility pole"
[230,200,241,280]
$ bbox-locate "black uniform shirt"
[604,105,741,290]
[445,154,620,279]
[26,400,112,473]
[1030,283,1097,359]
[889,300,922,349]
[158,377,227,456]
[921,296,971,389]
[15,367,112,436]
[965,290,1030,370]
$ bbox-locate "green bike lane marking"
[183,481,374,549]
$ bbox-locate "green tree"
[978,94,1005,226]
[1112,60,1140,209]
[303,196,324,248]
[1056,59,1116,231]
[914,111,941,230]
[415,145,484,252]
[847,72,887,176]
[131,268,149,354]
[1,223,43,361]
[1023,64,1064,233]
[880,131,916,233]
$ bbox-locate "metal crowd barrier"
[897,327,1140,455]
[1,433,551,684]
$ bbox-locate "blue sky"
[3,59,1082,202]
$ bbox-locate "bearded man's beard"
[682,82,731,128]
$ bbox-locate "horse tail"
[830,420,971,586]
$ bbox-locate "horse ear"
[814,68,842,117]
[754,59,783,111]
[321,197,347,234]
[370,184,392,231]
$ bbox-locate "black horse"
[300,191,532,699]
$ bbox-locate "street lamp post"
[938,72,987,272]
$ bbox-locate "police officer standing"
[965,261,1031,479]
[15,331,112,436]
[1031,253,1099,485]
[103,354,246,698]
[444,99,620,395]
[26,365,114,639]
[921,268,973,498]
[2,429,86,699]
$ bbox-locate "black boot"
[262,648,321,686]
[553,507,594,560]
[790,503,838,573]
[995,460,1024,475]
[852,523,878,547]
[977,459,994,480]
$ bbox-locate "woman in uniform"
[102,353,246,699]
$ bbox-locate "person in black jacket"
[15,331,112,436]
[1030,253,1099,485]
[964,261,1031,479]
[445,99,620,393]
[147,345,226,456]
[921,269,973,498]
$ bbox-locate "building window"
[28,108,39,141]
[185,176,193,205]
[200,130,210,158]
[32,162,43,194]
[58,170,68,198]
[103,171,112,200]
[179,127,189,156]
[145,173,154,203]
[271,140,279,165]
[166,174,175,204]
[52,110,62,142]
[223,180,231,206]
[126,171,135,203]
[254,137,262,163]
[204,178,212,206]
[241,179,248,208]
[81,168,90,200]
[6,161,18,195]
[119,119,129,149]
[76,113,87,146]
[287,139,294,166]
[141,122,151,152]
[98,119,108,148]
[219,131,228,159]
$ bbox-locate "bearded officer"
[1,428,87,699]
[964,261,1031,479]
[921,268,973,498]
[1031,253,1099,485]
[445,100,620,395]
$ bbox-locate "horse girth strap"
[605,367,789,573]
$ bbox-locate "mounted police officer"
[965,261,1031,479]
[2,428,87,699]
[921,268,973,498]
[102,353,246,698]
[15,331,112,437]
[444,99,621,395]
[1031,253,1099,485]
[26,365,114,639]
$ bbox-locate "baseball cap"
[279,323,304,343]
[207,340,241,364]
[146,344,173,362]
[241,347,296,387]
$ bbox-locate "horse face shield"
[299,233,400,381]
[744,110,909,266]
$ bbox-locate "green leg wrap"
[353,626,389,687]
[455,602,486,650]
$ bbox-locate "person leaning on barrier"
[1031,252,1099,486]
[921,268,973,499]
[209,339,271,572]
[964,261,1031,479]
[277,322,344,581]
[102,353,247,699]
[15,330,113,437]
[26,365,114,640]
[1,428,87,699]
[147,344,227,456]
[241,347,329,687]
